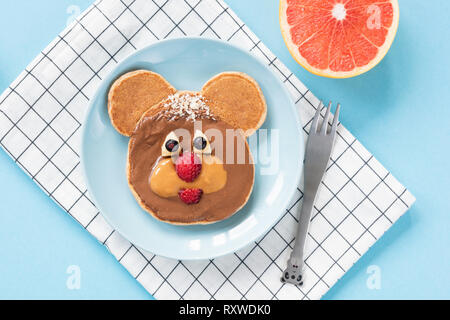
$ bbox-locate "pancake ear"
[108,70,176,136]
[201,72,267,136]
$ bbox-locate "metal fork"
[282,102,341,286]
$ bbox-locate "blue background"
[0,0,449,299]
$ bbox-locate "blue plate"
[81,37,304,260]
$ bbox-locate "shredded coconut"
[156,92,216,122]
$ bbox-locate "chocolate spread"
[128,116,255,224]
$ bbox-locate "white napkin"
[0,0,415,300]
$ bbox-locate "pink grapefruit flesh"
[280,0,399,78]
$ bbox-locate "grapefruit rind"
[279,0,400,78]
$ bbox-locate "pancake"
[127,93,255,225]
[106,71,266,225]
[202,72,267,136]
[108,70,176,136]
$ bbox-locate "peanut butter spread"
[150,156,227,198]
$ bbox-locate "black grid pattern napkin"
[0,0,415,300]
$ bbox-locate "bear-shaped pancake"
[108,70,266,225]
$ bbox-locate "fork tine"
[331,103,341,132]
[310,102,322,133]
[320,101,332,135]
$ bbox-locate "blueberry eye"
[193,130,211,155]
[193,137,207,150]
[165,139,179,152]
[162,132,181,157]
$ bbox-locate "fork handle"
[290,190,318,269]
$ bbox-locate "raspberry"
[175,152,202,182]
[178,188,203,205]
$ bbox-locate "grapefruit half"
[280,0,399,78]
